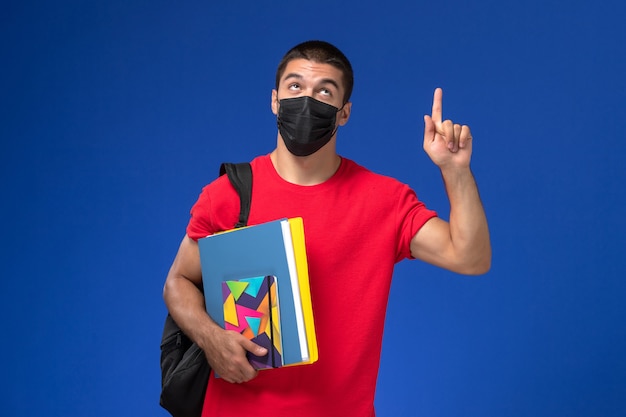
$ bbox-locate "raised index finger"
[431,87,443,124]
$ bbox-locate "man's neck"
[270,139,341,186]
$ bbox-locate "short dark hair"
[275,40,354,104]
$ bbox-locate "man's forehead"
[281,59,344,87]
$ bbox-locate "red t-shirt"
[187,154,437,417]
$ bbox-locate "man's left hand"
[423,88,473,170]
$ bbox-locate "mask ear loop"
[331,101,349,137]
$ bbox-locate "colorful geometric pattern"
[222,275,282,369]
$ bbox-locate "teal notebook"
[198,218,306,365]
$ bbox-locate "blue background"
[2,1,625,416]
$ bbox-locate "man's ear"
[271,89,278,115]
[338,101,352,126]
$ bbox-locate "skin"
[410,88,491,275]
[163,58,491,384]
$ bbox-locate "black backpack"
[159,162,252,417]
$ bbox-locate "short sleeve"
[395,184,437,262]
[186,175,241,241]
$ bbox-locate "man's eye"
[319,88,331,96]
[288,83,300,90]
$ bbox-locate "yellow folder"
[288,217,318,364]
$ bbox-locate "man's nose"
[301,87,315,97]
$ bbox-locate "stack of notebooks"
[198,217,317,370]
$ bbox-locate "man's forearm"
[441,166,491,274]
[163,274,220,348]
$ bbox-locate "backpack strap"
[219,162,252,228]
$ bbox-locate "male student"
[163,40,491,417]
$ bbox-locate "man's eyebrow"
[282,73,303,82]
[318,78,340,90]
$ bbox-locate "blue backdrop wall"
[2,1,625,416]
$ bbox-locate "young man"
[163,40,491,417]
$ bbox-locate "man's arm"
[410,88,491,275]
[163,235,266,383]
[411,169,491,274]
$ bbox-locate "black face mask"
[277,96,341,157]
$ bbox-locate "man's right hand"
[201,327,268,384]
